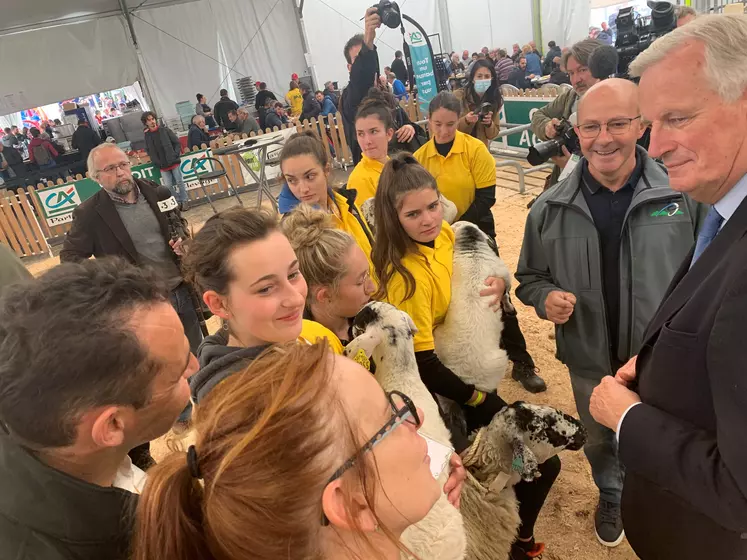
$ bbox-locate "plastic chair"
[500,84,521,97]
[193,155,243,213]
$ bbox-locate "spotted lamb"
[345,303,587,560]
[360,193,458,235]
[434,221,513,393]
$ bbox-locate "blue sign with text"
[408,32,436,114]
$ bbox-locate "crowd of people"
[0,7,746,560]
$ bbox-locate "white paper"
[421,434,453,480]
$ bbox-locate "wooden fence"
[0,187,50,258]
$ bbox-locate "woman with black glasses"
[132,342,454,560]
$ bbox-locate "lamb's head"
[344,302,418,366]
[463,402,586,488]
[452,221,501,260]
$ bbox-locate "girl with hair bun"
[282,204,375,346]
[277,131,374,266]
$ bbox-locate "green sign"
[34,149,215,228]
[408,31,437,115]
[35,179,102,227]
[498,98,552,149]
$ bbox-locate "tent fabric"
[133,0,309,118]
[0,18,138,115]
[542,0,593,53]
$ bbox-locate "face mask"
[474,79,491,94]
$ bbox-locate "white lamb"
[434,221,512,393]
[345,303,588,560]
[345,302,467,560]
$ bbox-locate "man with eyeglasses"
[60,143,203,468]
[516,78,704,548]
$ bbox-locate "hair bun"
[281,204,335,248]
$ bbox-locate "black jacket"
[144,126,181,169]
[0,433,136,560]
[620,194,747,559]
[265,111,288,130]
[507,68,534,90]
[187,124,209,151]
[300,92,322,122]
[341,42,379,164]
[71,124,101,162]
[391,57,408,84]
[542,46,562,74]
[213,96,239,128]
[255,90,277,111]
[60,179,182,266]
[191,330,268,404]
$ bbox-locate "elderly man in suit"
[590,15,747,560]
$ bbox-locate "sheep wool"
[434,221,512,392]
[346,302,467,560]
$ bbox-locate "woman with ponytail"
[132,342,442,560]
[372,152,560,560]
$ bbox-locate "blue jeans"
[161,166,188,203]
[569,372,624,504]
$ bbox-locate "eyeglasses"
[575,116,641,139]
[328,390,420,484]
[99,161,132,174]
[321,391,420,526]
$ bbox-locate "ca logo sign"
[410,31,424,45]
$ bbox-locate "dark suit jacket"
[59,179,179,267]
[619,193,747,559]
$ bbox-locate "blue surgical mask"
[474,79,491,94]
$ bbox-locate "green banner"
[35,179,102,227]
[408,31,437,116]
[499,98,552,149]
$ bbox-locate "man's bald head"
[576,78,644,190]
[578,78,639,122]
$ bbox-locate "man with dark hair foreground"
[0,258,198,559]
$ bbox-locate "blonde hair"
[282,204,356,300]
[675,5,697,20]
[629,14,747,102]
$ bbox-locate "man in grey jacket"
[516,79,704,548]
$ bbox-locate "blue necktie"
[690,206,724,268]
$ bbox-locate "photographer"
[454,59,503,148]
[340,8,382,164]
[531,39,603,187]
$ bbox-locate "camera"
[371,0,402,29]
[475,102,492,119]
[527,119,580,166]
[615,1,676,75]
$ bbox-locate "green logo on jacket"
[651,202,684,217]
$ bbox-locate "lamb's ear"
[403,312,418,336]
[511,437,540,481]
[343,327,384,362]
[440,194,458,224]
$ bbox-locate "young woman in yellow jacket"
[372,152,559,560]
[415,92,546,393]
[279,132,374,268]
[282,204,376,348]
[285,80,304,118]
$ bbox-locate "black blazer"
[60,179,178,266]
[619,194,747,559]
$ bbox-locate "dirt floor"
[19,160,638,560]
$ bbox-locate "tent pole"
[293,0,317,90]
[118,0,159,115]
[436,0,453,53]
[531,0,543,56]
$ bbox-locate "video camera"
[527,119,580,166]
[370,0,402,29]
[615,0,676,76]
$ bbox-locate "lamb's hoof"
[512,363,547,393]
